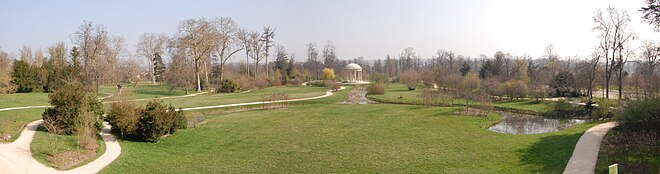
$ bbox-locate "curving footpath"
[0,87,345,174]
[563,122,617,174]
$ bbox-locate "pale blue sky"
[0,0,657,62]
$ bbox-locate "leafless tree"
[172,18,216,91]
[210,17,244,81]
[72,21,110,93]
[260,26,275,77]
[136,33,168,84]
[322,41,337,69]
[306,43,319,80]
[236,28,251,77]
[248,31,265,79]
[593,7,636,99]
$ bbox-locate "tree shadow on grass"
[517,132,582,173]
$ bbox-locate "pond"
[488,112,588,134]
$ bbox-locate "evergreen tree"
[153,53,166,83]
[11,60,39,93]
[459,61,471,76]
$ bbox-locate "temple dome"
[344,63,362,71]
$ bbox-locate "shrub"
[594,98,617,119]
[325,80,340,91]
[107,99,140,138]
[367,83,385,95]
[42,82,104,135]
[616,98,660,131]
[400,70,419,90]
[217,79,238,93]
[136,99,187,142]
[322,68,336,80]
[307,80,326,87]
[369,72,389,83]
[288,77,303,86]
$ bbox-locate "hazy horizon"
[1,0,659,63]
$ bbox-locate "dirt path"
[0,87,345,173]
[563,122,617,174]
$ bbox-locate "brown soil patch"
[48,149,96,170]
[452,108,488,116]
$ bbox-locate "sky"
[1,0,659,63]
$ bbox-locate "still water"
[488,112,588,134]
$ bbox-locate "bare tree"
[172,18,216,91]
[137,33,168,84]
[248,31,265,78]
[237,28,251,77]
[260,26,275,77]
[593,7,636,99]
[210,17,244,81]
[323,41,337,69]
[306,43,319,80]
[72,21,110,93]
[641,0,660,32]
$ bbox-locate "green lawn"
[101,104,595,173]
[0,93,50,108]
[133,86,328,108]
[30,127,106,169]
[99,84,198,100]
[0,108,44,142]
[368,83,555,114]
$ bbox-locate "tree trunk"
[195,60,202,92]
[149,59,154,84]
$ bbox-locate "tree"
[172,18,216,91]
[136,33,168,84]
[248,31,265,79]
[400,69,419,90]
[273,45,289,80]
[166,46,196,94]
[237,28,251,77]
[322,68,335,80]
[459,61,471,76]
[636,41,660,98]
[210,17,243,81]
[593,7,636,99]
[260,26,275,77]
[306,43,320,80]
[322,41,337,69]
[72,21,110,93]
[0,49,15,93]
[153,53,166,83]
[641,0,660,32]
[11,60,38,93]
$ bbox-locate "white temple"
[343,63,368,84]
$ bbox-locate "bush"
[367,83,385,95]
[616,98,660,131]
[307,80,326,87]
[107,100,140,138]
[217,79,238,93]
[400,70,419,90]
[594,98,617,119]
[42,82,104,135]
[369,72,389,83]
[322,68,336,80]
[288,77,303,86]
[136,99,187,142]
[325,80,340,91]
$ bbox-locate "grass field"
[31,127,106,169]
[367,83,556,114]
[0,108,44,142]
[130,86,328,108]
[0,93,50,108]
[99,84,197,100]
[101,104,595,173]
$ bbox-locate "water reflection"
[488,112,587,134]
[341,87,375,104]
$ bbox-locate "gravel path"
[563,122,617,174]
